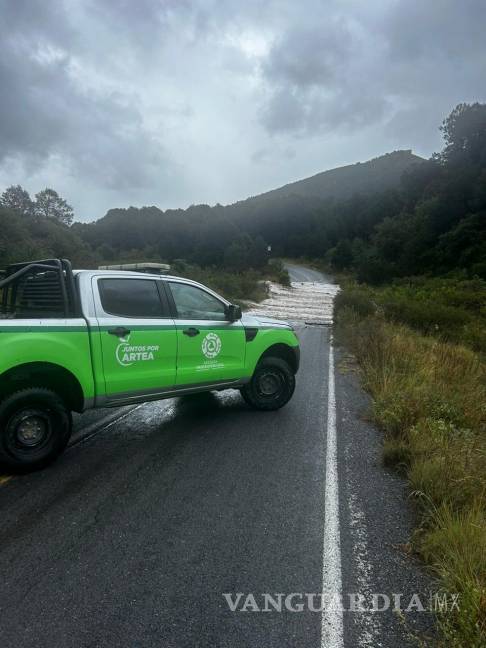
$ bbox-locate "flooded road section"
[247,270,339,325]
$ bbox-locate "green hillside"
[240,149,423,203]
[67,149,423,272]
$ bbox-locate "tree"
[97,243,116,261]
[223,237,252,271]
[438,102,486,166]
[330,240,353,270]
[0,185,33,216]
[34,188,74,225]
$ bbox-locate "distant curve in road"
[285,263,334,284]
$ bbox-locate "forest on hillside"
[1,103,485,283]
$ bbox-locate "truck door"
[93,276,177,402]
[165,280,246,386]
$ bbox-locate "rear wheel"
[241,357,295,411]
[0,388,72,473]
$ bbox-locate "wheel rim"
[257,370,284,398]
[16,414,49,446]
[6,408,52,458]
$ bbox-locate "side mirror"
[226,304,242,321]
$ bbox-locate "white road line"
[321,335,344,648]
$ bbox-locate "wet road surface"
[0,265,433,648]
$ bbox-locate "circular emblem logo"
[201,332,222,359]
[116,341,134,367]
[116,335,133,367]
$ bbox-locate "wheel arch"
[0,362,85,412]
[258,343,299,374]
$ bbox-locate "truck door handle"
[108,326,130,337]
[183,327,200,337]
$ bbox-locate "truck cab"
[0,259,299,472]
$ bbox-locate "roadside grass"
[170,259,290,305]
[335,274,486,353]
[334,280,486,647]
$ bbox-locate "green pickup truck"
[0,259,299,472]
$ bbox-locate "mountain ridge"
[232,149,424,207]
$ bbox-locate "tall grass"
[335,294,486,647]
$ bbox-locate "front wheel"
[0,388,72,473]
[240,357,295,411]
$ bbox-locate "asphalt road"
[0,265,433,648]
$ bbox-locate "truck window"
[168,282,226,320]
[98,278,166,318]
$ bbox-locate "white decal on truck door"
[116,336,160,367]
[201,332,222,359]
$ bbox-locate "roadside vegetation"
[334,279,486,647]
[169,258,289,304]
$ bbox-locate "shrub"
[334,289,375,318]
[267,258,291,286]
[383,297,471,338]
[337,275,486,352]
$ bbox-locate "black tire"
[241,357,295,411]
[0,388,72,473]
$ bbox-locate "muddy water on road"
[246,275,340,325]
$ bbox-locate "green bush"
[267,258,291,286]
[170,262,267,304]
[334,289,375,318]
[382,297,471,337]
[337,275,486,352]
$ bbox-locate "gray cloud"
[262,24,351,89]
[258,5,387,134]
[0,0,485,219]
[258,0,486,141]
[386,0,486,62]
[0,1,170,196]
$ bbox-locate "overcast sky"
[1,0,485,221]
